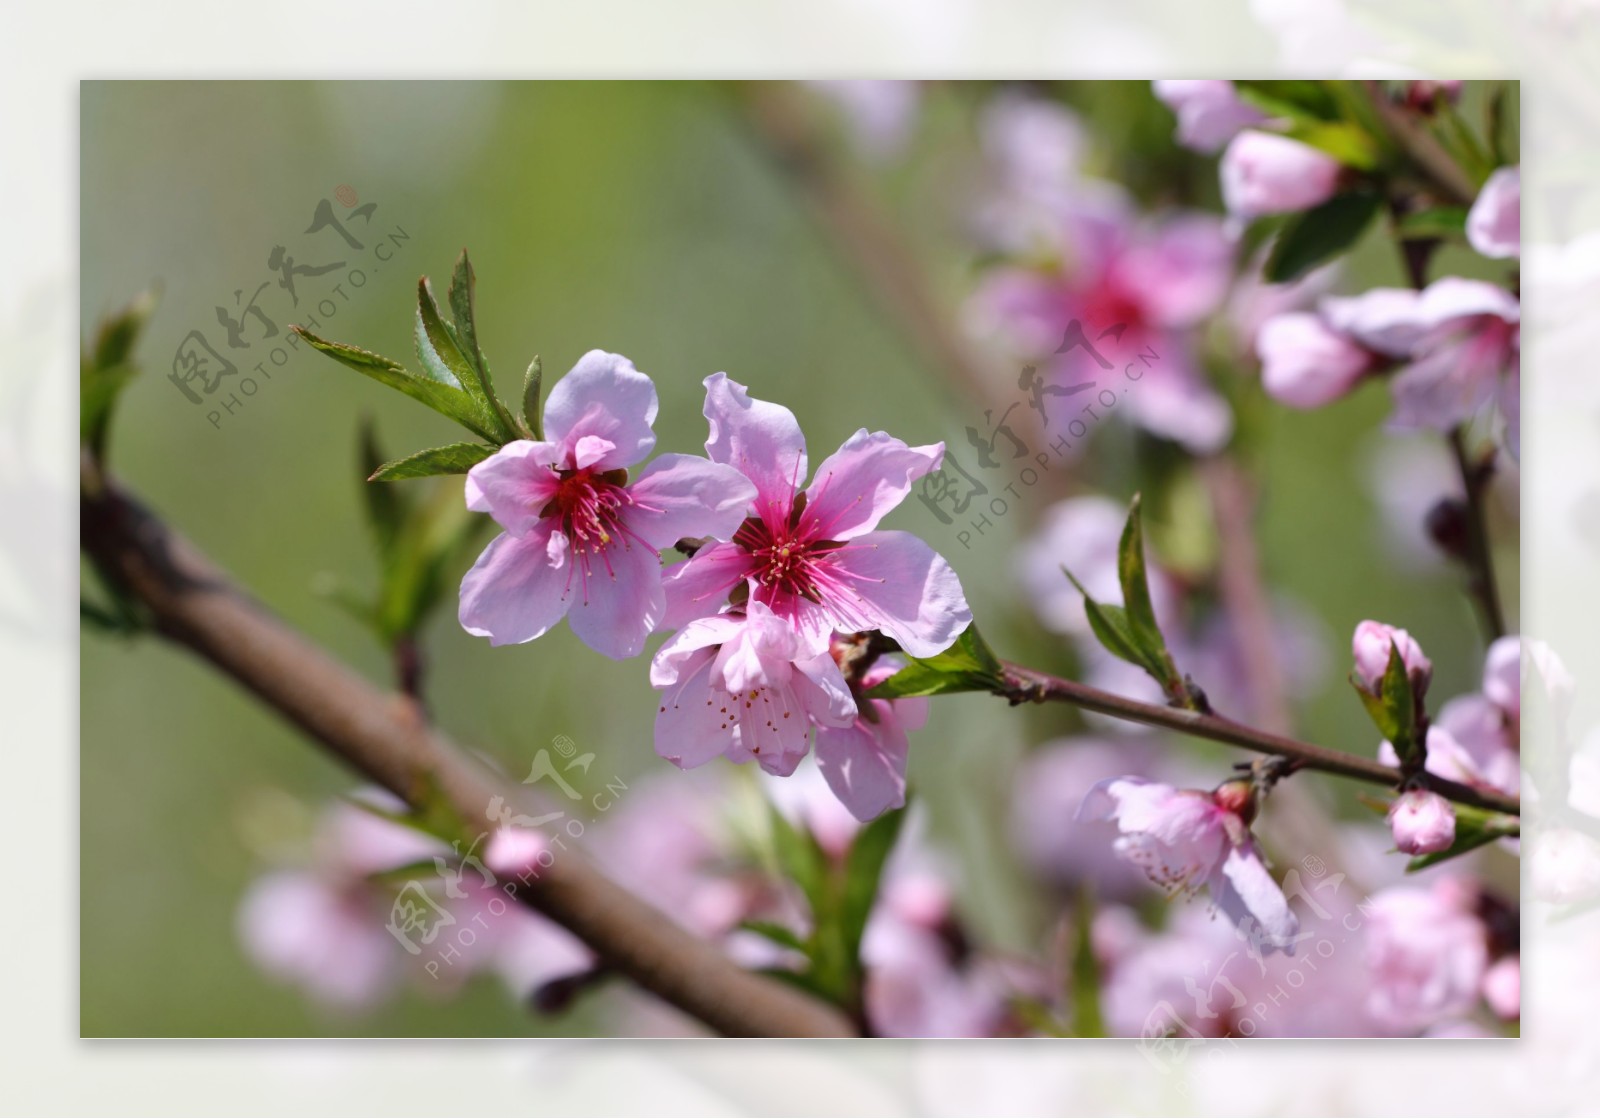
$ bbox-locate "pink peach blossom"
[459,351,757,659]
[1388,789,1456,855]
[1363,880,1488,1032]
[1078,777,1300,954]
[1152,80,1268,153]
[662,373,970,657]
[814,661,930,822]
[1257,310,1373,407]
[650,600,857,777]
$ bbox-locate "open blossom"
[651,600,857,777]
[814,660,929,822]
[1352,619,1432,694]
[1077,777,1300,954]
[662,373,970,657]
[1152,80,1267,153]
[967,195,1235,451]
[1220,130,1342,219]
[1257,310,1373,407]
[459,351,756,658]
[1467,166,1520,259]
[1324,278,1520,442]
[1364,880,1488,1032]
[1388,789,1456,855]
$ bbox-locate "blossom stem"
[80,462,856,1039]
[995,659,1519,816]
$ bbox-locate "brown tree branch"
[80,459,855,1038]
[1449,425,1508,643]
[995,659,1520,817]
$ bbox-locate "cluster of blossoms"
[456,355,971,821]
[1148,81,1523,458]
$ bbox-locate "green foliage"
[1351,641,1421,769]
[367,442,496,482]
[1265,191,1383,283]
[81,288,158,464]
[1068,887,1105,1038]
[299,249,529,451]
[745,800,910,1019]
[522,355,545,441]
[1062,494,1192,707]
[863,625,1005,699]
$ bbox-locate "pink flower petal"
[458,525,576,646]
[1467,166,1520,260]
[812,530,972,658]
[1211,842,1300,954]
[563,535,666,660]
[660,542,756,629]
[702,373,808,524]
[463,440,562,536]
[623,453,758,550]
[542,350,659,470]
[802,430,945,542]
[653,645,739,769]
[1114,213,1232,328]
[814,710,911,821]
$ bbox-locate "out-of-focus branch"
[79,457,855,1039]
[731,82,1002,422]
[996,659,1520,816]
[1449,426,1508,642]
[1362,80,1479,208]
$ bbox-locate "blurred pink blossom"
[1257,310,1373,408]
[1467,166,1521,260]
[1078,777,1301,953]
[1152,80,1268,153]
[1363,879,1489,1032]
[1387,789,1456,855]
[1220,131,1342,219]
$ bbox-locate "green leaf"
[1282,120,1380,170]
[433,255,522,440]
[1117,494,1162,654]
[1062,571,1148,670]
[447,251,493,390]
[862,624,1004,699]
[1069,887,1105,1038]
[373,484,489,642]
[81,288,158,462]
[294,326,504,443]
[738,919,809,954]
[413,277,473,390]
[521,355,544,441]
[1398,206,1469,239]
[1405,803,1519,872]
[1233,80,1341,123]
[1264,191,1382,283]
[1353,641,1419,766]
[368,442,496,482]
[358,418,407,552]
[767,802,828,914]
[839,804,907,963]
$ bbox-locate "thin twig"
[996,659,1519,816]
[79,460,855,1039]
[1449,426,1508,642]
[1361,80,1479,208]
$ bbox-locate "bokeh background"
[80,80,1518,1037]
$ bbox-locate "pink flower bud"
[484,827,550,878]
[1481,955,1520,1020]
[1388,789,1456,855]
[1352,620,1432,694]
[1467,166,1520,260]
[1220,131,1343,219]
[1257,311,1372,408]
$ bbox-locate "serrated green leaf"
[1405,803,1519,872]
[862,624,1004,699]
[1398,206,1469,239]
[1117,494,1162,654]
[1063,571,1147,669]
[1283,120,1379,170]
[1355,642,1420,767]
[522,355,544,441]
[368,442,496,482]
[438,254,522,440]
[1264,192,1382,283]
[295,326,504,443]
[413,277,473,390]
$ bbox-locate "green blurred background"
[80,81,1517,1036]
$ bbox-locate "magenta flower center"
[733,515,826,601]
[544,466,632,556]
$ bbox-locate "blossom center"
[732,515,829,602]
[544,466,631,556]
